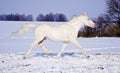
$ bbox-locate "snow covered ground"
[0,52,120,73]
[0,21,120,73]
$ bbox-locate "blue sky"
[0,0,106,19]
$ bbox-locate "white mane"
[67,16,80,25]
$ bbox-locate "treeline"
[78,0,120,37]
[0,13,67,22]
[36,13,67,21]
[0,14,33,21]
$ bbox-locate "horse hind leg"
[23,37,46,59]
[38,37,46,44]
[24,39,39,59]
[38,37,50,55]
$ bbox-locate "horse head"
[79,12,95,28]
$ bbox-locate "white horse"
[12,13,95,59]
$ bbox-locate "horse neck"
[68,20,84,33]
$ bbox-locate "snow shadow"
[32,52,78,58]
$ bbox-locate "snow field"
[0,53,120,73]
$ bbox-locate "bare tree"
[106,0,120,22]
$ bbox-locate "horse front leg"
[70,38,90,58]
[23,40,38,59]
[56,43,68,58]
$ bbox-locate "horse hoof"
[47,53,51,55]
[23,56,26,59]
[86,55,90,59]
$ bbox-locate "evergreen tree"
[44,13,54,21]
[36,14,44,21]
[57,13,67,21]
[26,14,33,21]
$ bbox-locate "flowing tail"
[12,24,37,35]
